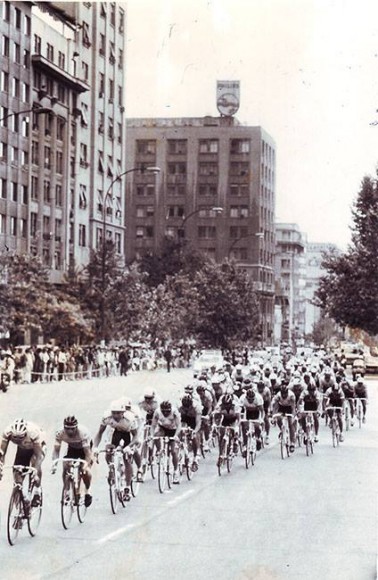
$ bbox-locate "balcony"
[32,55,89,94]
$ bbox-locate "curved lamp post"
[178,206,223,239]
[100,165,160,340]
[228,230,264,256]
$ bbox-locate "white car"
[193,350,224,374]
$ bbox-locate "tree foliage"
[315,174,378,335]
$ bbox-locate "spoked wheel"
[158,451,168,493]
[357,406,362,429]
[332,424,339,448]
[131,459,141,498]
[149,449,157,480]
[244,437,251,469]
[165,452,173,489]
[250,439,257,466]
[109,480,119,514]
[27,485,43,536]
[7,488,23,545]
[76,478,87,523]
[185,452,193,481]
[280,433,286,460]
[306,430,311,457]
[61,481,75,530]
[345,409,350,432]
[226,440,233,473]
[217,439,226,476]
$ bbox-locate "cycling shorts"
[14,447,34,467]
[222,417,237,427]
[181,415,196,430]
[278,405,293,416]
[111,430,131,447]
[201,406,210,417]
[245,409,260,421]
[65,447,86,460]
[155,426,176,438]
[303,402,318,412]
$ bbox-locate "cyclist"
[178,394,202,471]
[51,416,93,507]
[196,383,214,450]
[298,383,321,442]
[138,389,161,425]
[354,376,368,423]
[272,382,296,453]
[323,382,345,442]
[0,418,46,506]
[93,399,143,501]
[319,368,335,394]
[257,380,272,444]
[341,378,355,426]
[151,400,181,484]
[214,393,241,464]
[239,388,264,453]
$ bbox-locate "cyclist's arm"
[256,404,264,421]
[173,415,182,438]
[93,424,106,448]
[194,411,202,434]
[51,442,61,463]
[128,427,140,448]
[0,437,9,463]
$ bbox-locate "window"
[230,205,249,218]
[198,162,218,176]
[58,51,65,69]
[198,226,216,239]
[30,212,37,237]
[10,146,19,163]
[56,117,65,141]
[168,162,186,175]
[109,78,114,100]
[24,14,31,36]
[0,214,5,234]
[12,77,20,98]
[21,184,27,204]
[82,61,89,81]
[118,85,122,106]
[110,3,116,25]
[168,140,187,155]
[98,151,104,173]
[55,184,62,207]
[229,184,249,196]
[46,43,54,62]
[0,106,7,127]
[0,142,7,161]
[1,71,8,92]
[22,82,29,102]
[14,7,21,29]
[0,178,6,199]
[79,224,86,246]
[23,49,30,68]
[115,232,121,253]
[117,122,122,143]
[34,34,41,54]
[44,146,51,169]
[99,72,105,95]
[119,8,124,33]
[20,218,27,237]
[31,176,38,200]
[80,103,89,127]
[167,205,184,218]
[229,162,249,176]
[136,140,156,155]
[230,139,250,154]
[43,179,51,202]
[10,216,17,236]
[13,42,20,63]
[82,22,91,47]
[33,70,41,91]
[11,182,17,202]
[229,226,248,239]
[31,141,39,165]
[11,114,19,133]
[79,185,87,209]
[80,143,88,166]
[99,112,104,134]
[2,35,9,57]
[100,2,107,17]
[109,42,115,63]
[56,151,63,174]
[2,2,10,22]
[99,34,105,55]
[199,140,218,154]
[118,48,123,69]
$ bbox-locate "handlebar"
[4,465,37,474]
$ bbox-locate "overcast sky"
[125,0,378,249]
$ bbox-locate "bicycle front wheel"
[61,480,75,530]
[217,438,226,476]
[158,451,168,493]
[226,440,233,473]
[27,485,43,536]
[109,477,119,514]
[76,478,87,523]
[245,436,251,469]
[7,488,23,546]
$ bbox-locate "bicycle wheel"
[306,428,311,457]
[166,451,173,489]
[217,438,226,476]
[184,451,193,481]
[345,406,350,432]
[61,480,75,530]
[251,438,257,466]
[332,422,337,448]
[131,460,141,498]
[158,450,168,493]
[76,476,87,523]
[7,488,23,545]
[245,435,251,469]
[149,448,157,480]
[280,432,285,460]
[226,439,233,473]
[27,485,43,536]
[357,403,362,429]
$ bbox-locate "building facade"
[0,1,126,282]
[275,223,306,345]
[125,115,276,343]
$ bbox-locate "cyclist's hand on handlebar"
[93,447,99,462]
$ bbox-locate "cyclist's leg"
[13,447,33,485]
[287,417,295,448]
[313,413,319,437]
[361,398,367,419]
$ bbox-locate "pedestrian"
[164,347,172,373]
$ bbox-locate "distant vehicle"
[364,355,378,374]
[193,350,224,374]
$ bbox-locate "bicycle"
[240,418,261,469]
[5,465,43,546]
[355,398,367,428]
[272,413,294,459]
[302,411,316,456]
[154,436,176,493]
[217,423,239,476]
[97,445,127,514]
[179,426,195,481]
[52,458,88,529]
[326,406,343,447]
[124,445,142,498]
[140,423,157,480]
[344,398,354,431]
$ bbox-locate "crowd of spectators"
[0,343,195,384]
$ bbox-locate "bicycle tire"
[7,487,23,545]
[357,403,362,429]
[217,438,226,476]
[76,475,87,523]
[166,451,173,489]
[150,453,156,480]
[280,431,285,460]
[158,450,167,493]
[27,485,43,536]
[61,480,74,530]
[332,422,337,448]
[245,435,251,469]
[345,407,350,432]
[140,441,149,481]
[131,457,141,497]
[226,437,233,473]
[109,480,119,514]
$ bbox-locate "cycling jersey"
[325,387,345,407]
[101,410,138,432]
[2,421,45,451]
[354,385,368,398]
[152,407,181,431]
[54,425,91,450]
[178,399,202,418]
[298,390,321,412]
[138,398,160,417]
[239,392,264,410]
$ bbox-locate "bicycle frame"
[272,413,293,459]
[302,411,316,456]
[5,465,42,545]
[52,458,87,529]
[325,406,343,447]
[240,418,261,468]
[355,398,367,428]
[179,426,195,480]
[98,445,127,514]
[154,436,176,493]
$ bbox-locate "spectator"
[164,347,173,373]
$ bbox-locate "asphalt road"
[0,369,377,580]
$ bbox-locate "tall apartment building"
[275,223,306,344]
[125,115,276,343]
[304,241,338,335]
[0,1,126,282]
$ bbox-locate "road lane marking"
[166,488,195,506]
[97,523,137,544]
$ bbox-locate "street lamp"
[228,231,264,257]
[100,165,160,341]
[178,206,223,239]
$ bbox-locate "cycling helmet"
[181,394,193,408]
[243,378,252,387]
[144,388,155,399]
[222,394,234,406]
[185,384,194,394]
[122,397,132,409]
[10,418,27,438]
[160,400,172,412]
[246,389,255,401]
[110,400,126,413]
[64,416,78,429]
